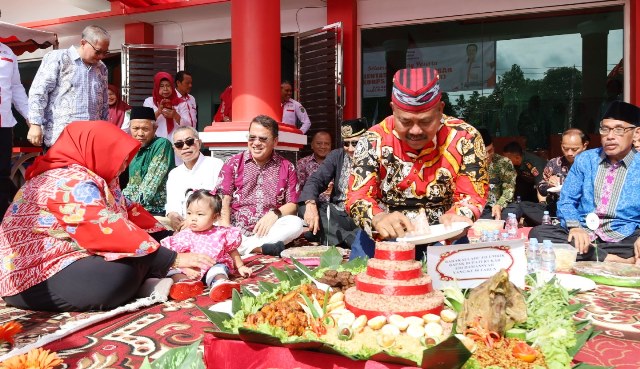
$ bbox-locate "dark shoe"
[169,280,204,301]
[303,231,321,243]
[261,241,286,256]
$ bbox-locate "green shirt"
[123,136,175,214]
[487,153,516,207]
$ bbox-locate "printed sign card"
[426,240,527,290]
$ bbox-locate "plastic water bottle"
[540,240,556,273]
[492,230,500,241]
[501,232,509,241]
[487,231,495,242]
[541,211,552,225]
[480,230,489,242]
[527,238,541,274]
[505,213,518,238]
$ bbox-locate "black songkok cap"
[130,106,156,121]
[602,101,640,127]
[341,117,368,138]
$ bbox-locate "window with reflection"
[361,8,623,153]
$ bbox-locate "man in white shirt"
[165,126,223,230]
[281,81,311,134]
[175,71,197,129]
[0,42,29,219]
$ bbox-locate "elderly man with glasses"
[27,25,110,148]
[217,115,303,256]
[530,101,640,265]
[298,118,375,258]
[164,126,223,231]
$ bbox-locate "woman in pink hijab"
[107,84,131,128]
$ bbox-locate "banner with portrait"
[406,42,497,92]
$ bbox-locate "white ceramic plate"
[397,222,470,245]
[208,300,233,315]
[547,185,562,193]
[554,273,596,292]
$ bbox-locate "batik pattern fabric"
[593,160,624,242]
[335,153,353,208]
[0,164,162,297]
[345,115,489,235]
[123,137,175,214]
[558,148,640,241]
[297,154,329,203]
[28,46,108,147]
[161,226,242,278]
[538,155,571,201]
[217,151,299,236]
[487,153,516,207]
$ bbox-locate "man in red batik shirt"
[345,67,489,258]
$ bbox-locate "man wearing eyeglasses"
[345,67,489,258]
[217,115,303,256]
[530,101,640,265]
[298,118,375,257]
[165,126,223,231]
[27,25,110,148]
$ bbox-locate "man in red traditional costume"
[345,67,489,256]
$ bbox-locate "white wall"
[358,0,624,27]
[152,3,327,45]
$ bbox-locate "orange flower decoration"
[0,321,22,346]
[0,348,63,369]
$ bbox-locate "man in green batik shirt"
[123,106,175,215]
[478,128,517,220]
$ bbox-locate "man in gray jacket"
[298,118,375,258]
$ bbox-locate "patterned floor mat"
[0,255,285,368]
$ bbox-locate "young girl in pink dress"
[161,189,252,301]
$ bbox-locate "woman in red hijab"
[0,121,214,312]
[107,84,131,128]
[143,72,182,141]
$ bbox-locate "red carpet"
[1,254,638,368]
[42,255,285,367]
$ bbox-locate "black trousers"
[3,246,176,312]
[529,224,638,261]
[298,202,360,247]
[0,127,16,221]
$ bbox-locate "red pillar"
[327,0,357,120]
[231,0,281,122]
[631,0,639,105]
[124,22,154,44]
